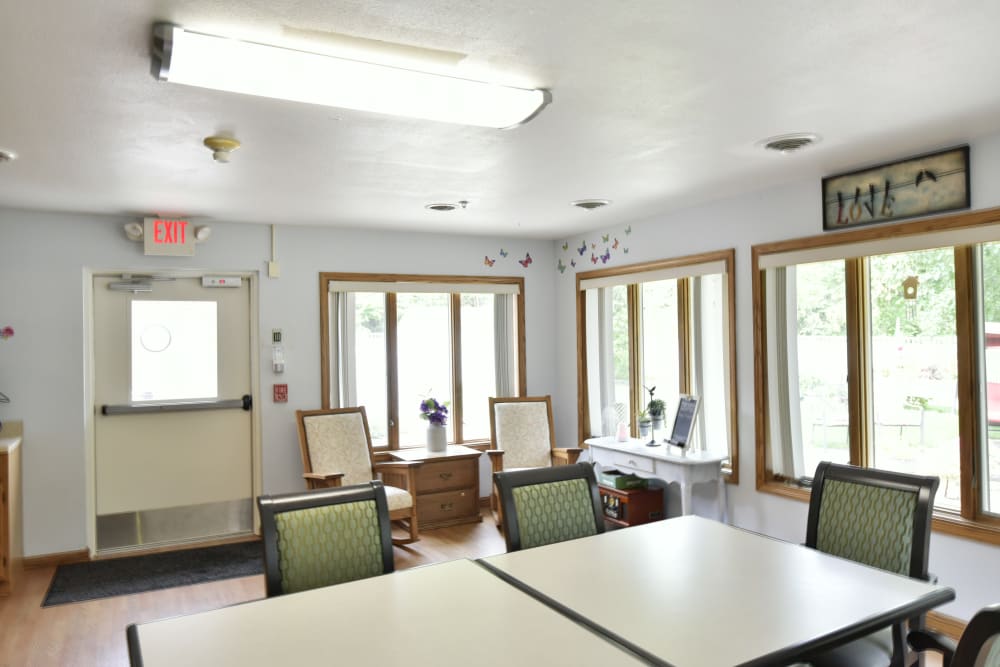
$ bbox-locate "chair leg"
[390,511,420,546]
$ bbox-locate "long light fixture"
[152,23,551,129]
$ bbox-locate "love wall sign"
[821,145,970,231]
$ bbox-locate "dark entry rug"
[42,541,263,607]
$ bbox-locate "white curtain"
[494,293,516,397]
[328,292,357,408]
[765,267,805,478]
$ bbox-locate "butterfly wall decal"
[612,238,619,250]
[499,248,508,258]
[577,242,587,256]
[600,249,611,264]
[570,259,576,267]
[484,255,495,267]
[602,233,609,243]
[561,242,569,251]
[591,242,596,250]
[590,253,598,264]
[625,225,632,235]
[557,259,566,274]
[518,252,533,268]
[624,247,629,253]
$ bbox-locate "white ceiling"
[2,1,1000,239]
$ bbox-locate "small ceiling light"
[203,136,241,163]
[152,23,550,129]
[572,199,611,210]
[758,132,821,154]
[124,222,144,241]
[0,149,17,163]
[194,225,212,242]
[426,203,458,212]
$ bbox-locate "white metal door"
[92,274,254,552]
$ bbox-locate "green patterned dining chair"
[257,481,394,597]
[805,461,939,667]
[909,603,1000,667]
[493,462,605,552]
[486,395,584,526]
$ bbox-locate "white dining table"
[479,515,955,667]
[126,557,648,666]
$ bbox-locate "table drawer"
[610,451,655,474]
[418,489,478,523]
[415,459,476,493]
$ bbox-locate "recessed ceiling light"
[572,199,611,210]
[758,133,821,154]
[425,200,468,212]
[0,148,18,163]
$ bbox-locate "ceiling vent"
[571,199,611,210]
[759,133,820,154]
[425,200,468,212]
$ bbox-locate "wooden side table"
[387,445,483,529]
[598,485,664,528]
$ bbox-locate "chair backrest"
[297,407,375,485]
[493,462,605,552]
[257,482,394,597]
[489,396,556,469]
[953,604,1000,667]
[805,461,938,579]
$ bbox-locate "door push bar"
[101,394,252,415]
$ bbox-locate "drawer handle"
[438,472,453,480]
[439,503,454,512]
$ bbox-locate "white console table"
[584,436,728,522]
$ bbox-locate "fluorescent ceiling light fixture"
[152,23,551,129]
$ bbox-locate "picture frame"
[665,394,700,449]
[821,145,969,231]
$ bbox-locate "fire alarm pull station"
[273,384,288,403]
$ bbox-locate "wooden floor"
[0,511,506,667]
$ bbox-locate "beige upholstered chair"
[296,407,420,545]
[486,396,583,525]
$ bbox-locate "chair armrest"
[374,461,421,492]
[552,447,584,464]
[485,449,504,473]
[303,472,344,488]
[907,628,956,664]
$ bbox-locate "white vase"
[426,424,447,452]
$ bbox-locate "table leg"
[680,482,692,516]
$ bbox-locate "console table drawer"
[418,489,478,524]
[415,459,476,493]
[611,451,655,474]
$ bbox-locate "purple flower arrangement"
[419,398,449,426]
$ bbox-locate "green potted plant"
[647,398,666,429]
[637,409,651,438]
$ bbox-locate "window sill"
[758,478,1000,547]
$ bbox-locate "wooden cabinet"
[388,445,482,529]
[599,485,664,528]
[0,422,23,596]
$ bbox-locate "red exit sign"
[143,217,195,256]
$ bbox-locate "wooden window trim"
[576,249,739,484]
[753,204,1000,546]
[319,272,526,450]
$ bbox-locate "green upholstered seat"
[494,462,605,552]
[257,482,394,597]
[805,461,938,667]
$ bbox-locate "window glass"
[396,293,453,446]
[982,242,1000,516]
[868,248,959,510]
[352,293,388,446]
[795,260,850,476]
[641,280,680,422]
[131,300,217,401]
[460,294,496,441]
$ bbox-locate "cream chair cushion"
[383,485,414,512]
[302,412,374,485]
[494,402,552,468]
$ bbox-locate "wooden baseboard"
[926,610,966,640]
[479,496,491,508]
[24,549,89,569]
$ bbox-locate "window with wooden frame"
[575,250,738,481]
[753,206,1000,544]
[320,273,526,450]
